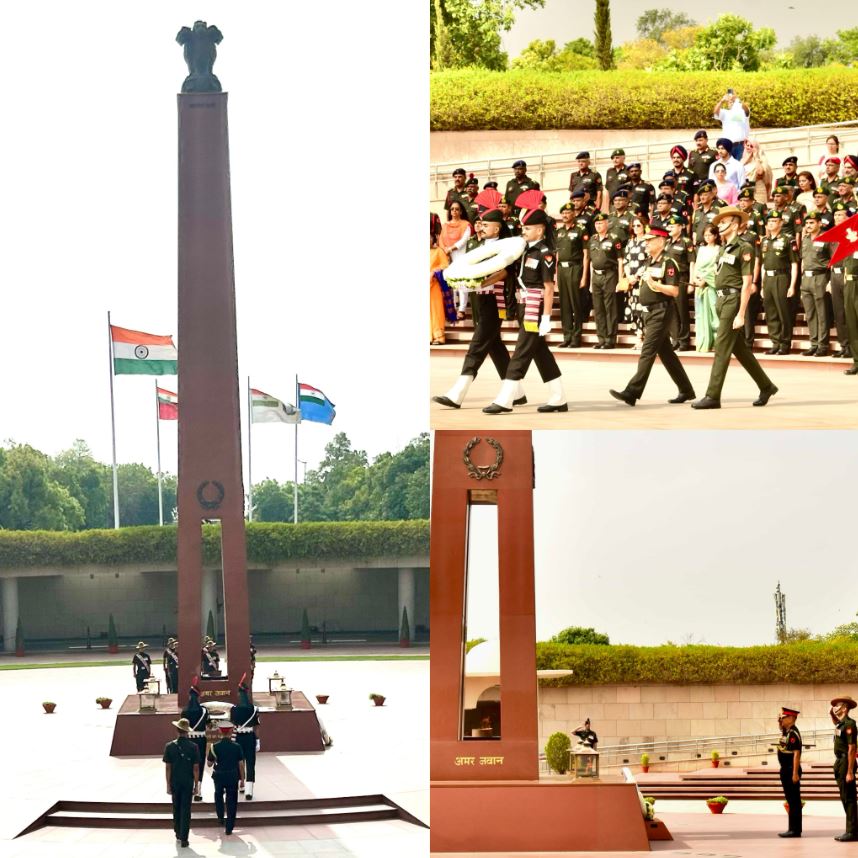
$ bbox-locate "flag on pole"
[111,325,178,375]
[298,382,336,424]
[157,387,179,420]
[250,388,300,424]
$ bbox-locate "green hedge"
[0,521,429,569]
[536,641,858,685]
[431,68,858,130]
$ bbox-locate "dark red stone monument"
[430,430,651,852]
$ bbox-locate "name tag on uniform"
[560,261,572,268]
[520,185,529,190]
[525,257,539,269]
[601,241,612,249]
[722,253,735,264]
[813,241,824,248]
[774,239,784,249]
[854,252,858,259]
[647,265,665,278]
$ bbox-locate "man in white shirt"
[708,137,746,189]
[713,91,750,161]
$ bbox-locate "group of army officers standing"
[434,136,858,413]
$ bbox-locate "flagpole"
[247,376,253,522]
[294,374,299,524]
[107,311,120,529]
[155,380,164,526]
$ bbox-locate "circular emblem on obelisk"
[197,480,225,510]
[463,437,504,481]
[134,345,150,359]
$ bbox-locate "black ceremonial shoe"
[778,830,800,838]
[668,391,695,404]
[609,389,636,407]
[801,347,817,356]
[691,396,721,410]
[777,347,790,355]
[844,366,858,375]
[765,347,779,355]
[835,833,858,841]
[482,403,512,414]
[432,395,460,409]
[753,386,778,407]
[513,396,528,406]
[536,402,569,413]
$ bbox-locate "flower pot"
[42,703,56,714]
[371,695,386,707]
[641,765,650,773]
[711,760,720,768]
[300,640,311,650]
[315,695,329,705]
[97,699,112,709]
[707,802,726,814]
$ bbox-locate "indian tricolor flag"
[251,388,300,424]
[157,387,178,420]
[111,325,178,375]
[298,382,336,425]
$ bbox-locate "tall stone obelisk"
[175,22,251,701]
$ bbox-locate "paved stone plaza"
[0,655,428,857]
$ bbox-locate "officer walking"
[664,214,693,350]
[830,695,858,842]
[555,201,590,348]
[181,677,210,802]
[132,642,152,691]
[207,722,246,835]
[588,213,625,349]
[776,706,802,839]
[692,206,778,409]
[163,717,201,848]
[608,224,695,406]
[760,211,799,355]
[231,673,261,800]
[799,211,832,356]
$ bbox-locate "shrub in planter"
[42,702,56,714]
[711,750,721,768]
[107,614,119,654]
[640,753,650,773]
[369,693,386,706]
[706,796,728,814]
[399,606,411,648]
[545,732,572,775]
[96,697,113,709]
[301,609,311,650]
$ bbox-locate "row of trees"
[430,2,858,73]
[0,433,429,531]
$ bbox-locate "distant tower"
[775,582,787,643]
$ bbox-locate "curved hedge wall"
[536,641,858,686]
[0,520,429,569]
[431,68,858,131]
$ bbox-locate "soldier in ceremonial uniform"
[811,188,834,231]
[608,188,634,241]
[444,168,470,218]
[463,175,480,224]
[664,214,693,351]
[133,642,152,691]
[555,201,590,348]
[207,722,245,835]
[689,131,718,183]
[836,177,858,215]
[830,695,858,841]
[505,160,540,214]
[433,208,520,409]
[608,225,695,406]
[570,188,594,235]
[249,636,257,676]
[770,184,803,240]
[737,186,766,237]
[201,639,220,676]
[844,226,858,375]
[799,211,832,356]
[626,163,656,219]
[652,192,674,225]
[231,673,261,800]
[568,152,603,210]
[845,154,858,180]
[588,213,625,349]
[691,180,726,247]
[666,145,697,201]
[776,706,802,839]
[605,149,630,199]
[483,207,568,414]
[781,156,799,191]
[163,717,201,848]
[181,677,210,802]
[692,206,778,409]
[820,156,842,197]
[164,638,179,694]
[760,211,799,355]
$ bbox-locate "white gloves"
[256,739,261,752]
[538,314,551,336]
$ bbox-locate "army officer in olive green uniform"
[692,206,778,409]
[831,695,858,841]
[799,211,832,356]
[760,211,799,355]
[608,225,695,406]
[556,201,590,348]
[588,213,625,349]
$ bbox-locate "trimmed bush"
[535,641,858,686]
[399,606,411,646]
[107,614,118,652]
[0,520,429,569]
[301,609,311,648]
[545,731,572,774]
[430,68,858,130]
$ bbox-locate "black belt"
[716,287,740,297]
[641,301,671,311]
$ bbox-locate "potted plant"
[301,609,311,650]
[711,750,721,768]
[399,606,411,648]
[640,753,650,773]
[96,697,113,709]
[315,694,329,705]
[15,617,25,657]
[107,614,119,654]
[42,701,56,714]
[369,693,386,707]
[706,796,728,814]
[545,732,571,775]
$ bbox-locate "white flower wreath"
[444,236,526,290]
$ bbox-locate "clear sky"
[464,431,858,647]
[0,2,426,484]
[502,0,853,58]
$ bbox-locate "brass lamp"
[571,745,599,779]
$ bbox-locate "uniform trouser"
[591,268,618,345]
[743,284,762,349]
[190,737,207,787]
[213,772,240,831]
[469,289,481,327]
[624,303,694,400]
[461,293,510,379]
[705,291,774,400]
[669,278,691,347]
[800,273,830,349]
[168,668,178,694]
[780,767,802,834]
[762,273,792,349]
[845,278,858,368]
[135,671,149,691]
[236,732,256,782]
[506,304,562,383]
[557,262,584,343]
[830,270,848,349]
[834,756,858,835]
[171,781,194,841]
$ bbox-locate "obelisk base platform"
[110,691,325,756]
[430,779,651,852]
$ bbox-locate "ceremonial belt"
[235,727,255,734]
[716,287,740,297]
[234,707,258,734]
[764,269,789,276]
[188,731,205,738]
